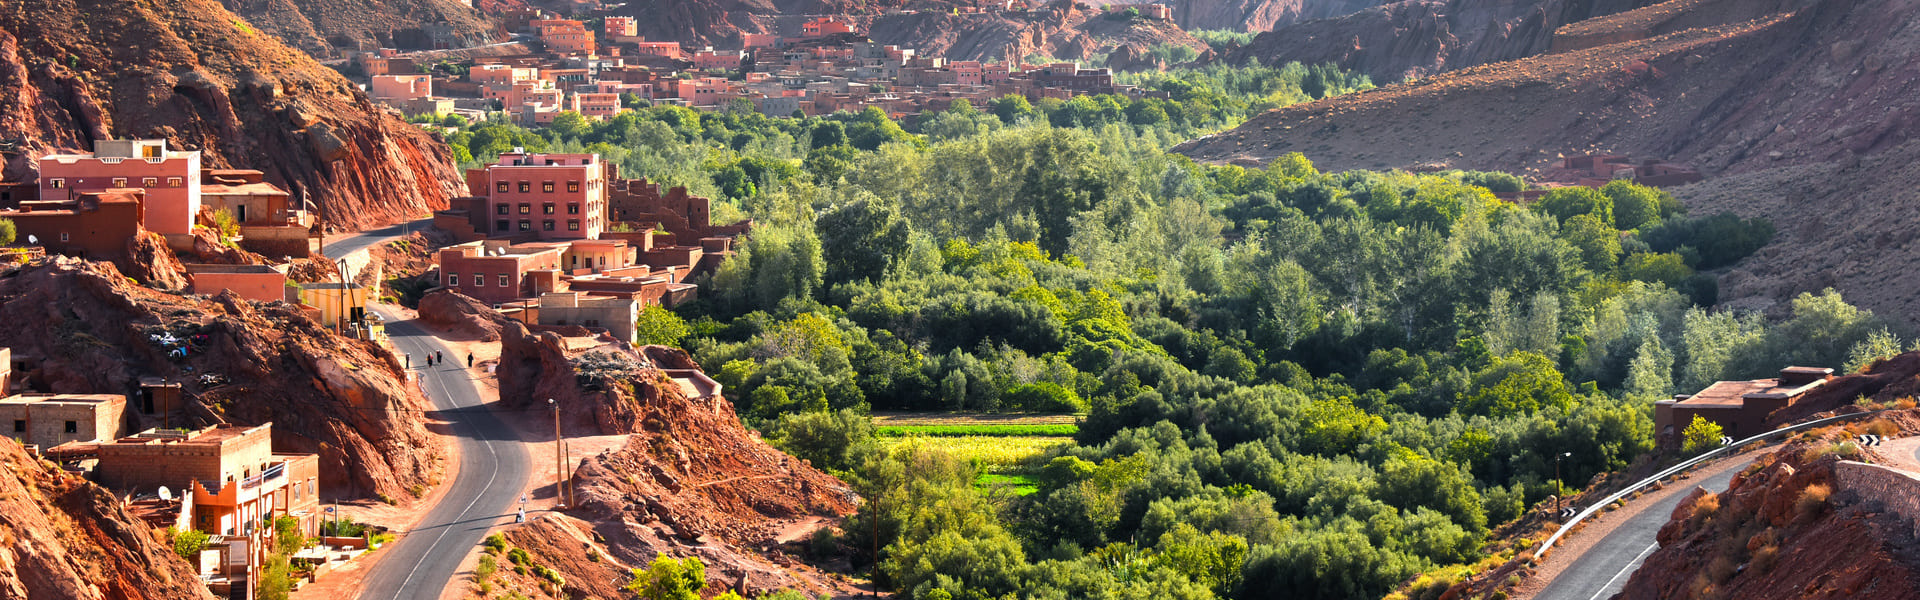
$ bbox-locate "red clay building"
[0,189,146,264]
[437,240,566,304]
[1656,366,1834,440]
[38,139,200,237]
[463,152,609,241]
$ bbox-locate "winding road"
[1529,456,1754,600]
[321,231,531,600]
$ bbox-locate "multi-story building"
[38,139,200,236]
[464,152,608,240]
[570,92,623,120]
[536,19,595,54]
[538,291,639,343]
[604,16,638,37]
[693,48,747,71]
[801,16,856,37]
[86,424,321,539]
[0,190,145,263]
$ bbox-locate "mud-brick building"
[0,393,126,450]
[186,264,291,303]
[0,190,145,262]
[38,139,200,238]
[86,424,322,538]
[1656,366,1834,440]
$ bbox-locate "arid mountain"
[219,0,502,57]
[864,3,1210,65]
[604,0,870,49]
[1178,0,1920,323]
[0,0,464,232]
[0,438,219,600]
[0,257,446,500]
[1216,0,1662,80]
[1083,0,1390,32]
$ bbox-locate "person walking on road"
[436,350,444,363]
[405,354,411,369]
[467,353,474,368]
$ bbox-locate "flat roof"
[0,393,122,406]
[185,264,285,275]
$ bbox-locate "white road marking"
[1588,541,1660,600]
[382,322,505,600]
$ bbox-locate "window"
[496,204,509,215]
[474,273,485,286]
[543,219,556,231]
[497,182,510,193]
[59,232,69,242]
[543,203,555,215]
[167,177,182,187]
[567,181,580,193]
[112,177,127,187]
[448,274,459,286]
[598,256,605,266]
[518,220,532,231]
[567,203,579,214]
[495,220,509,232]
[518,203,531,215]
[518,181,531,193]
[499,275,510,287]
[142,177,158,187]
[64,421,77,434]
[568,219,580,231]
[49,178,65,189]
[543,181,555,193]
[142,145,161,159]
[11,420,21,433]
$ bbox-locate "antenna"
[157,486,172,501]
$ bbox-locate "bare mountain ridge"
[219,0,502,57]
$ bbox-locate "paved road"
[1531,461,1749,600]
[321,218,435,258]
[355,306,530,600]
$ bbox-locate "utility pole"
[551,398,566,508]
[1554,451,1572,510]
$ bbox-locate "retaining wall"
[1834,460,1920,529]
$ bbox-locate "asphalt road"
[1531,462,1748,600]
[355,307,530,600]
[322,218,435,258]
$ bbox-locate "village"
[349,4,1178,126]
[0,130,746,596]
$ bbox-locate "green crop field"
[875,423,1078,437]
[877,435,1070,472]
[871,412,1082,426]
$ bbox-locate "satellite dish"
[26,234,36,244]
[157,486,173,501]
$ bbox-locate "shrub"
[170,527,210,562]
[474,554,498,582]
[1681,415,1726,454]
[1689,492,1721,523]
[508,547,531,566]
[1795,483,1832,518]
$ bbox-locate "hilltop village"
[348,5,1171,125]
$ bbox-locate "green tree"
[1534,186,1615,226]
[634,305,691,347]
[627,555,706,600]
[818,196,913,285]
[1620,252,1693,288]
[171,527,210,562]
[1601,180,1667,230]
[548,111,590,140]
[1463,351,1573,417]
[1561,213,1622,271]
[766,408,876,472]
[0,217,16,245]
[1680,414,1725,453]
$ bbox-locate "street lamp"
[1554,451,1573,509]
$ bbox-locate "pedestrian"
[426,355,434,367]
[515,507,525,524]
[467,353,474,368]
[436,350,443,363]
[405,354,411,369]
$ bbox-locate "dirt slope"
[864,2,1209,65]
[0,0,464,231]
[220,0,501,57]
[0,257,444,499]
[0,440,219,600]
[1216,0,1662,81]
[1179,0,1920,322]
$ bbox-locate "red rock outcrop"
[416,288,512,342]
[863,2,1210,66]
[0,257,443,499]
[1614,422,1920,599]
[0,439,219,600]
[0,0,465,232]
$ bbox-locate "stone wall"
[1834,460,1920,530]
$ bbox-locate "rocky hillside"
[1179,0,1920,323]
[864,2,1210,65]
[0,257,445,499]
[1216,0,1661,81]
[1081,0,1388,32]
[1613,406,1920,599]
[0,439,219,600]
[219,0,501,57]
[489,321,859,596]
[0,0,464,231]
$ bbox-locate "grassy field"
[876,435,1068,472]
[875,423,1078,437]
[871,412,1082,426]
